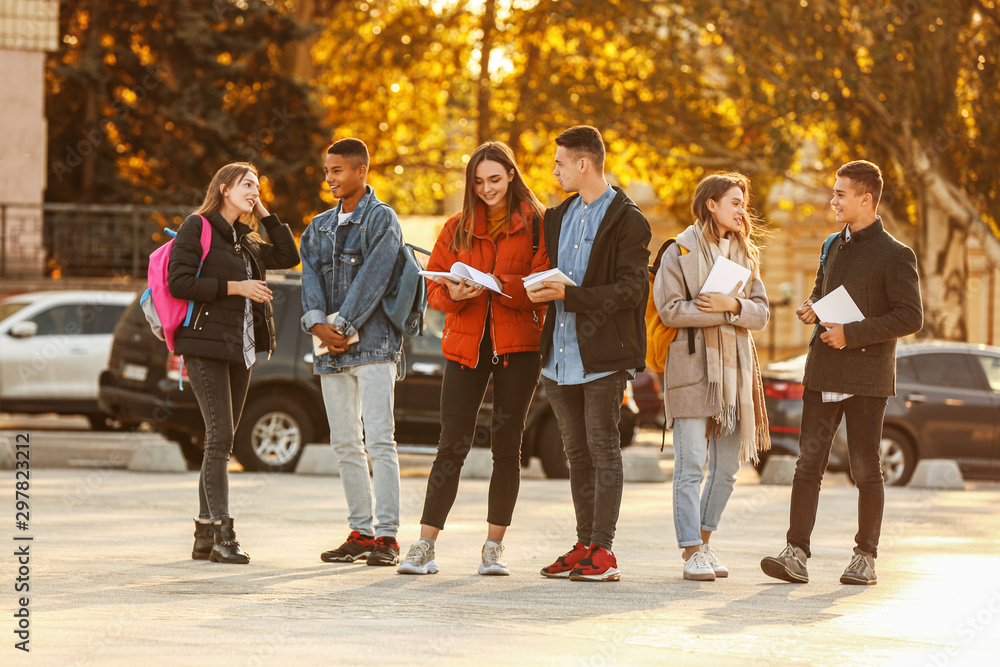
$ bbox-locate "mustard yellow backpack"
[645,238,693,373]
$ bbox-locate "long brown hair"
[692,172,764,271]
[449,142,544,252]
[195,162,261,235]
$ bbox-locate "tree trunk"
[906,138,1000,340]
[477,0,497,147]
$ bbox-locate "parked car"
[761,341,1000,485]
[632,370,665,427]
[98,272,636,477]
[0,290,134,429]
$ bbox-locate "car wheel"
[536,415,569,479]
[880,427,916,486]
[163,429,204,470]
[234,394,312,472]
[618,409,637,448]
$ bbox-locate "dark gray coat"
[803,218,923,397]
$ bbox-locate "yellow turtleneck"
[486,207,507,239]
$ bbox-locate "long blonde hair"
[450,142,544,253]
[692,172,764,271]
[195,162,261,236]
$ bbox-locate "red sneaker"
[569,545,621,581]
[320,531,375,563]
[540,542,590,578]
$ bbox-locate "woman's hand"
[694,282,742,314]
[229,279,272,303]
[252,198,270,219]
[445,278,485,302]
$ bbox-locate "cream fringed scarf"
[690,223,771,464]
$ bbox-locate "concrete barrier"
[127,441,188,473]
[907,459,965,490]
[759,455,797,485]
[622,454,666,483]
[460,448,493,480]
[295,444,341,476]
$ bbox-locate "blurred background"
[1,0,998,360]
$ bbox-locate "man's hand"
[796,300,817,324]
[527,281,566,303]
[819,322,847,349]
[311,322,350,355]
[445,278,485,302]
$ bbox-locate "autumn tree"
[676,0,1000,340]
[47,0,329,230]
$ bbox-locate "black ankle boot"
[192,519,213,560]
[210,518,250,564]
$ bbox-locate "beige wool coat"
[652,228,770,429]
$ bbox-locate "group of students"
[166,124,922,585]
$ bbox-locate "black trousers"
[787,389,889,558]
[542,371,626,550]
[420,332,541,530]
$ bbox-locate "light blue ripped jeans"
[672,417,742,548]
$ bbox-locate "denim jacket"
[300,186,403,373]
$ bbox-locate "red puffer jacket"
[427,200,550,368]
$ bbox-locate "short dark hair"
[836,160,883,208]
[555,125,605,168]
[327,138,370,168]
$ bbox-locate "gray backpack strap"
[358,202,391,258]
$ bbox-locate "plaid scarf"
[687,223,771,463]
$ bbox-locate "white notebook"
[699,255,752,296]
[419,261,509,297]
[312,312,359,356]
[811,285,865,325]
[522,268,577,292]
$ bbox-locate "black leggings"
[420,331,541,529]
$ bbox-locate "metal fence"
[1,203,192,278]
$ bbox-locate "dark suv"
[99,272,636,477]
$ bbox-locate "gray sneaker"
[760,543,809,583]
[396,541,439,575]
[478,542,510,576]
[840,552,877,585]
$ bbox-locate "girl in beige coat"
[653,173,771,581]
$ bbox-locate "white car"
[0,290,135,429]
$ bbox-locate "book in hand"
[810,285,865,326]
[312,312,359,356]
[521,268,577,292]
[419,261,509,297]
[699,255,752,296]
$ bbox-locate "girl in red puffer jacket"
[397,141,549,576]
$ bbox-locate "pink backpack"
[140,215,213,353]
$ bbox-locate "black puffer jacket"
[167,211,300,363]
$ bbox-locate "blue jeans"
[320,362,400,539]
[672,417,742,548]
[542,371,625,550]
[185,355,252,523]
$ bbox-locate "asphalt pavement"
[2,422,999,666]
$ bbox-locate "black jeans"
[542,371,626,550]
[420,333,541,530]
[787,389,889,558]
[185,355,252,523]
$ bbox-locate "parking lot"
[3,418,999,666]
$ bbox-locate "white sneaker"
[700,544,729,578]
[396,541,439,575]
[683,550,716,581]
[478,542,510,576]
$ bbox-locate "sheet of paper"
[312,312,359,356]
[699,255,752,295]
[522,268,577,292]
[811,285,865,325]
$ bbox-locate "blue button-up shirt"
[541,185,616,385]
